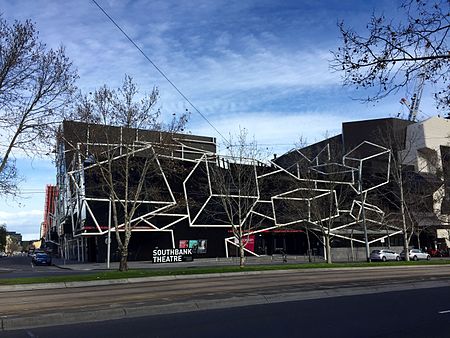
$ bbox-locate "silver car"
[370,249,400,262]
[400,248,431,261]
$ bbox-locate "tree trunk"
[239,243,245,268]
[350,230,354,262]
[119,250,128,271]
[305,226,312,263]
[325,235,332,264]
[399,169,410,261]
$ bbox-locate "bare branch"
[0,17,78,195]
[331,0,450,108]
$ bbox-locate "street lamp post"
[107,200,111,269]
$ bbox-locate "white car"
[370,249,400,262]
[400,248,431,261]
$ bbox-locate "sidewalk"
[52,254,324,271]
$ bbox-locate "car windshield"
[36,254,47,258]
[371,250,380,254]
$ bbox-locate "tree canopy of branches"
[209,129,262,267]
[0,160,19,196]
[331,0,450,109]
[376,124,442,260]
[76,75,160,129]
[299,142,351,264]
[75,76,188,271]
[0,17,78,196]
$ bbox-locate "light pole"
[107,200,111,269]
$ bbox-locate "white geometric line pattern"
[61,133,399,256]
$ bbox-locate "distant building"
[5,231,22,254]
[41,185,58,240]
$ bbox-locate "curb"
[0,269,303,292]
[2,279,450,331]
[1,263,448,292]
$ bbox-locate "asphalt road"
[6,286,450,338]
[0,256,93,279]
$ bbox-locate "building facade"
[48,117,450,262]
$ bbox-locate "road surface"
[6,286,450,338]
[1,264,450,318]
[0,256,94,279]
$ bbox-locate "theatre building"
[46,117,450,262]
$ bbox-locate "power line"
[18,192,46,194]
[90,0,229,145]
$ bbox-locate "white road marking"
[438,310,450,314]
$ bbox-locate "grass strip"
[1,260,449,285]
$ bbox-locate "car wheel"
[382,256,387,262]
[413,256,418,261]
[427,255,431,261]
[396,256,400,261]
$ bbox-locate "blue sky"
[0,0,441,240]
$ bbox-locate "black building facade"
[50,118,449,262]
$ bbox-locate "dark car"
[32,253,52,266]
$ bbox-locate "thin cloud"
[0,0,441,241]
[0,209,43,240]
[0,210,42,224]
[193,111,344,154]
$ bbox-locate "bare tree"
[208,129,262,267]
[6,235,20,255]
[293,136,352,264]
[306,165,353,264]
[0,17,78,196]
[294,137,314,262]
[73,75,188,271]
[75,75,160,129]
[331,0,450,108]
[270,135,349,263]
[375,123,446,260]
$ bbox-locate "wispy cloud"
[0,209,43,240]
[0,0,441,240]
[194,110,344,154]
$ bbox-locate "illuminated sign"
[179,239,207,254]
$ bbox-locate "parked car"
[32,253,52,266]
[370,249,401,262]
[400,248,431,261]
[428,248,442,257]
[29,249,44,258]
[0,251,7,258]
[428,248,449,257]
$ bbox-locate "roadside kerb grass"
[1,260,449,285]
